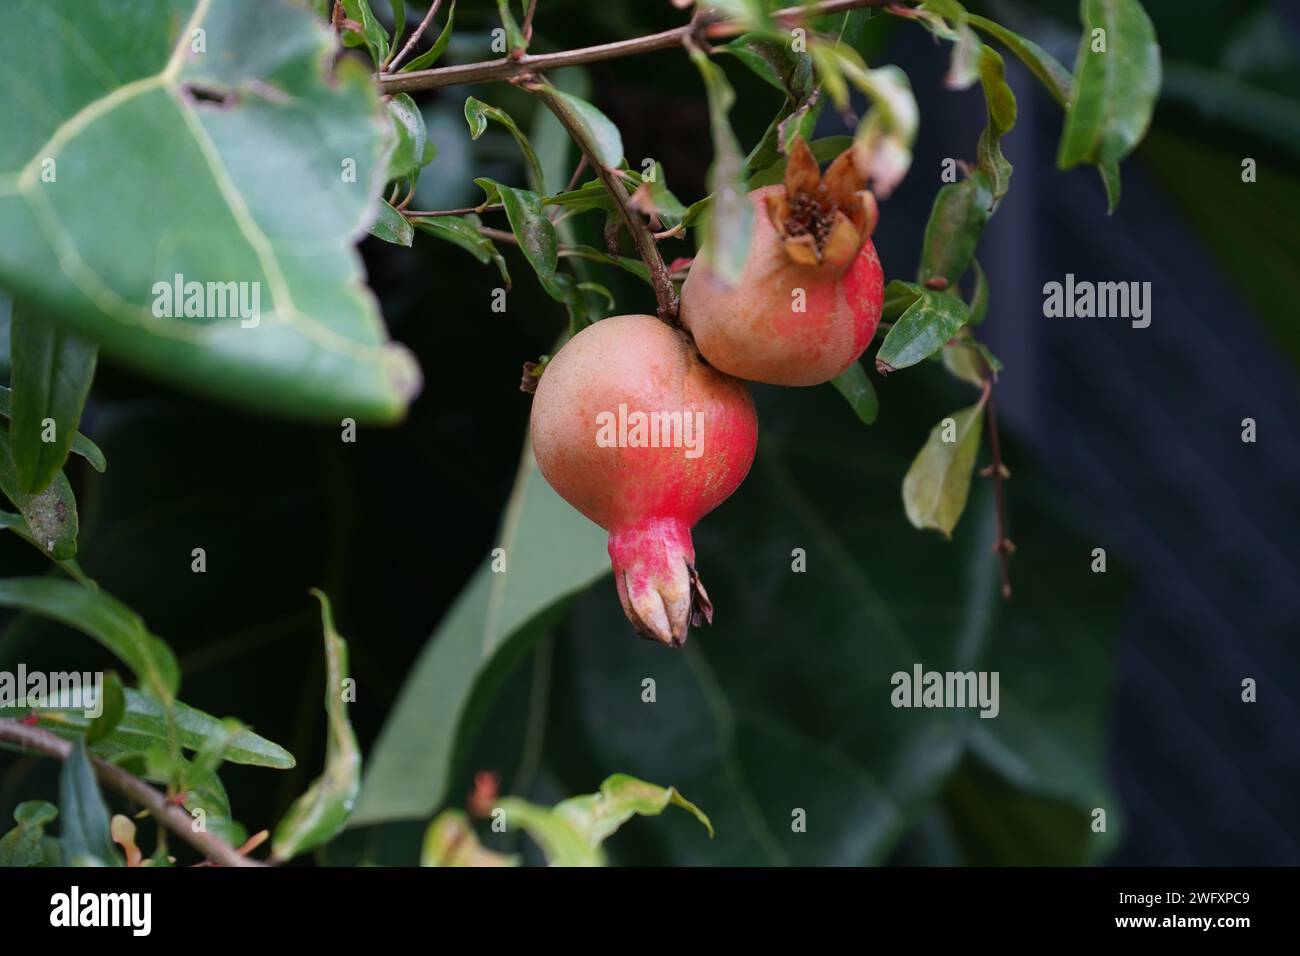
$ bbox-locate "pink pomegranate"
[680,138,884,386]
[530,315,758,647]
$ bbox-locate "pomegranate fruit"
[680,138,885,386]
[530,315,758,647]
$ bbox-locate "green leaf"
[0,385,105,474]
[547,92,624,170]
[876,291,971,374]
[9,688,294,769]
[485,182,583,312]
[975,46,1016,206]
[968,13,1075,108]
[385,92,428,182]
[8,302,97,495]
[0,801,59,867]
[946,24,982,90]
[341,0,391,65]
[902,404,984,538]
[414,215,511,287]
[723,32,814,98]
[351,441,608,826]
[641,164,690,228]
[59,738,120,866]
[691,50,752,285]
[942,333,989,386]
[830,362,879,425]
[558,246,651,284]
[85,671,126,745]
[1057,0,1161,212]
[706,0,771,31]
[0,578,179,704]
[967,259,989,325]
[368,199,414,247]
[421,809,518,866]
[495,0,528,54]
[271,590,361,861]
[400,0,457,72]
[0,0,419,423]
[917,172,994,287]
[0,429,79,559]
[830,48,918,196]
[464,97,546,192]
[882,279,924,319]
[388,0,406,45]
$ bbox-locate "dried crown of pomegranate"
[764,137,879,270]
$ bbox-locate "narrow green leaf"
[9,302,96,495]
[877,291,971,374]
[559,245,651,284]
[947,24,982,89]
[495,0,527,53]
[486,181,581,310]
[832,48,918,196]
[902,404,985,538]
[553,774,714,846]
[85,672,126,746]
[388,0,406,44]
[548,91,624,170]
[968,13,1075,107]
[967,259,989,325]
[271,590,361,861]
[691,50,752,285]
[59,739,120,866]
[368,200,414,247]
[830,363,879,425]
[918,172,994,287]
[976,46,1017,205]
[722,32,813,98]
[1057,0,1161,212]
[414,215,511,287]
[400,0,456,72]
[883,279,924,320]
[0,430,79,559]
[0,385,105,473]
[0,801,59,867]
[8,688,295,769]
[342,0,391,65]
[464,97,546,192]
[0,578,179,703]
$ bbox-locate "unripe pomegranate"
[680,138,884,386]
[530,315,758,647]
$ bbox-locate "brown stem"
[522,0,539,43]
[378,0,895,94]
[529,81,679,323]
[405,203,503,218]
[0,719,262,868]
[384,0,445,73]
[983,385,1013,600]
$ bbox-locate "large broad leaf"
[902,403,985,537]
[0,0,419,422]
[461,381,1127,866]
[351,443,608,826]
[1057,0,1161,212]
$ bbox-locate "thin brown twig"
[378,0,894,93]
[983,384,1013,600]
[405,203,504,218]
[384,0,446,73]
[528,80,679,323]
[522,0,540,43]
[0,719,261,867]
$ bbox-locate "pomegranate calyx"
[768,137,877,269]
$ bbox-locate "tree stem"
[983,386,1013,600]
[528,81,679,324]
[378,0,893,94]
[0,719,261,868]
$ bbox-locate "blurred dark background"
[1,0,1297,864]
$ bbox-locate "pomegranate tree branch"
[983,386,1013,600]
[378,0,895,94]
[0,718,261,868]
[384,0,445,73]
[528,80,679,324]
